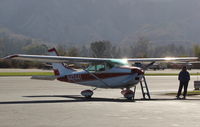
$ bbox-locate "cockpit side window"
[96,64,105,72]
[86,62,114,72]
[86,60,129,72]
[86,62,107,72]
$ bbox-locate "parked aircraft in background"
[169,62,193,70]
[3,48,198,100]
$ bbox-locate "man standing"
[177,66,190,99]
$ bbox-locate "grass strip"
[165,90,200,96]
[145,73,178,76]
[145,73,200,76]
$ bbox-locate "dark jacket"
[178,71,190,83]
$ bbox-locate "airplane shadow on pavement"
[0,95,200,104]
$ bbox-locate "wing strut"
[83,69,111,88]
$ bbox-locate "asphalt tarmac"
[0,76,200,127]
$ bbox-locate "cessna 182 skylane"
[3,48,198,100]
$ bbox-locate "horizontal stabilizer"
[31,75,57,80]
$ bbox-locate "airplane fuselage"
[57,66,144,88]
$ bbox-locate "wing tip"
[3,54,19,59]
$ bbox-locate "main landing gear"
[81,88,97,98]
[81,90,93,98]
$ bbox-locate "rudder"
[48,48,75,76]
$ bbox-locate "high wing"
[127,57,198,62]
[3,54,198,63]
[3,54,111,63]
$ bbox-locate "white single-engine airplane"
[3,48,198,100]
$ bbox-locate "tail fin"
[48,48,75,76]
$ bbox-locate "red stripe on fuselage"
[57,73,131,83]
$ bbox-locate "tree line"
[0,31,200,68]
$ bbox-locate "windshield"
[109,59,129,67]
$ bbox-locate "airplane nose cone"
[131,68,144,75]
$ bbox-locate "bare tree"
[130,37,150,58]
[90,40,111,58]
[67,47,80,57]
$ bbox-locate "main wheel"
[81,89,93,98]
[126,96,133,100]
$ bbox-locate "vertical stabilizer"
[48,48,75,76]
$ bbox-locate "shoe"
[183,97,186,99]
[176,96,181,99]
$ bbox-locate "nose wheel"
[121,88,136,100]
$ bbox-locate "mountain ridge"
[0,0,200,44]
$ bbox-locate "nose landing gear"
[121,88,136,100]
[121,75,151,101]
